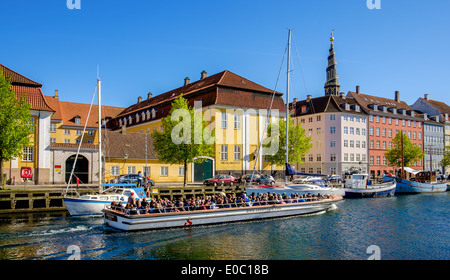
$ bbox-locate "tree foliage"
[263,115,312,167]
[152,95,214,186]
[0,70,33,186]
[441,146,450,170]
[385,131,423,168]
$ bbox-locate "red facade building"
[348,89,423,179]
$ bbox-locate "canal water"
[0,192,448,260]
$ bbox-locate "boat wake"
[29,225,96,236]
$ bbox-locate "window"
[356,141,360,148]
[330,153,336,162]
[370,127,374,135]
[370,156,374,165]
[160,166,168,176]
[111,166,120,176]
[87,140,93,144]
[143,166,151,177]
[87,131,94,136]
[344,127,348,134]
[330,127,336,134]
[350,140,354,148]
[221,145,228,161]
[376,141,380,149]
[309,154,314,162]
[23,147,34,162]
[377,156,381,165]
[76,130,82,136]
[362,154,367,162]
[369,115,374,122]
[50,138,56,143]
[356,154,361,162]
[370,140,374,149]
[350,127,354,135]
[178,166,184,176]
[382,128,386,137]
[389,129,392,138]
[350,154,354,162]
[330,167,336,175]
[362,141,366,148]
[317,154,322,162]
[330,140,336,147]
[234,145,241,161]
[76,139,81,144]
[64,129,70,135]
[344,140,348,147]
[50,123,56,133]
[382,141,387,149]
[344,153,348,161]
[356,128,360,135]
[64,139,70,144]
[376,127,380,136]
[330,114,336,120]
[362,128,366,136]
[127,166,136,174]
[221,112,227,129]
[234,114,240,130]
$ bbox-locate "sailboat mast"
[285,29,291,185]
[98,78,102,191]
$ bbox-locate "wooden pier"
[0,185,244,214]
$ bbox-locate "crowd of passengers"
[110,192,335,215]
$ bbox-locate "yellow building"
[113,70,286,182]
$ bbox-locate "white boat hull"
[103,197,343,231]
[64,197,113,216]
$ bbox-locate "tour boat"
[343,171,396,198]
[102,195,343,231]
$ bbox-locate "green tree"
[152,95,214,186]
[385,131,423,168]
[441,146,450,171]
[263,115,312,166]
[0,70,33,186]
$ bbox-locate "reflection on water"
[0,193,448,260]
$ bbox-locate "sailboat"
[102,30,343,231]
[383,131,447,193]
[63,77,147,216]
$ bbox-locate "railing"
[106,195,335,215]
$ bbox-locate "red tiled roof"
[50,143,98,149]
[44,95,124,128]
[116,70,283,118]
[0,64,42,87]
[102,131,158,160]
[348,91,413,113]
[421,98,450,115]
[1,64,55,112]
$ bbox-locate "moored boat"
[64,184,147,216]
[344,172,396,198]
[384,172,447,193]
[102,195,343,231]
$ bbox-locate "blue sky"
[1,0,449,108]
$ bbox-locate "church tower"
[324,32,341,96]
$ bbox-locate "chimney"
[147,92,153,100]
[395,91,400,102]
[307,95,312,101]
[201,70,207,80]
[293,98,298,103]
[340,92,346,99]
[184,77,190,86]
[424,93,429,100]
[121,125,126,134]
[137,96,142,103]
[356,85,360,94]
[54,89,59,99]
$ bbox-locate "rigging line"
[249,43,288,185]
[65,82,98,194]
[292,34,309,96]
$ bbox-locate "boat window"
[353,175,364,180]
[124,190,131,197]
[90,197,98,200]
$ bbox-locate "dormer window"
[74,116,81,125]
